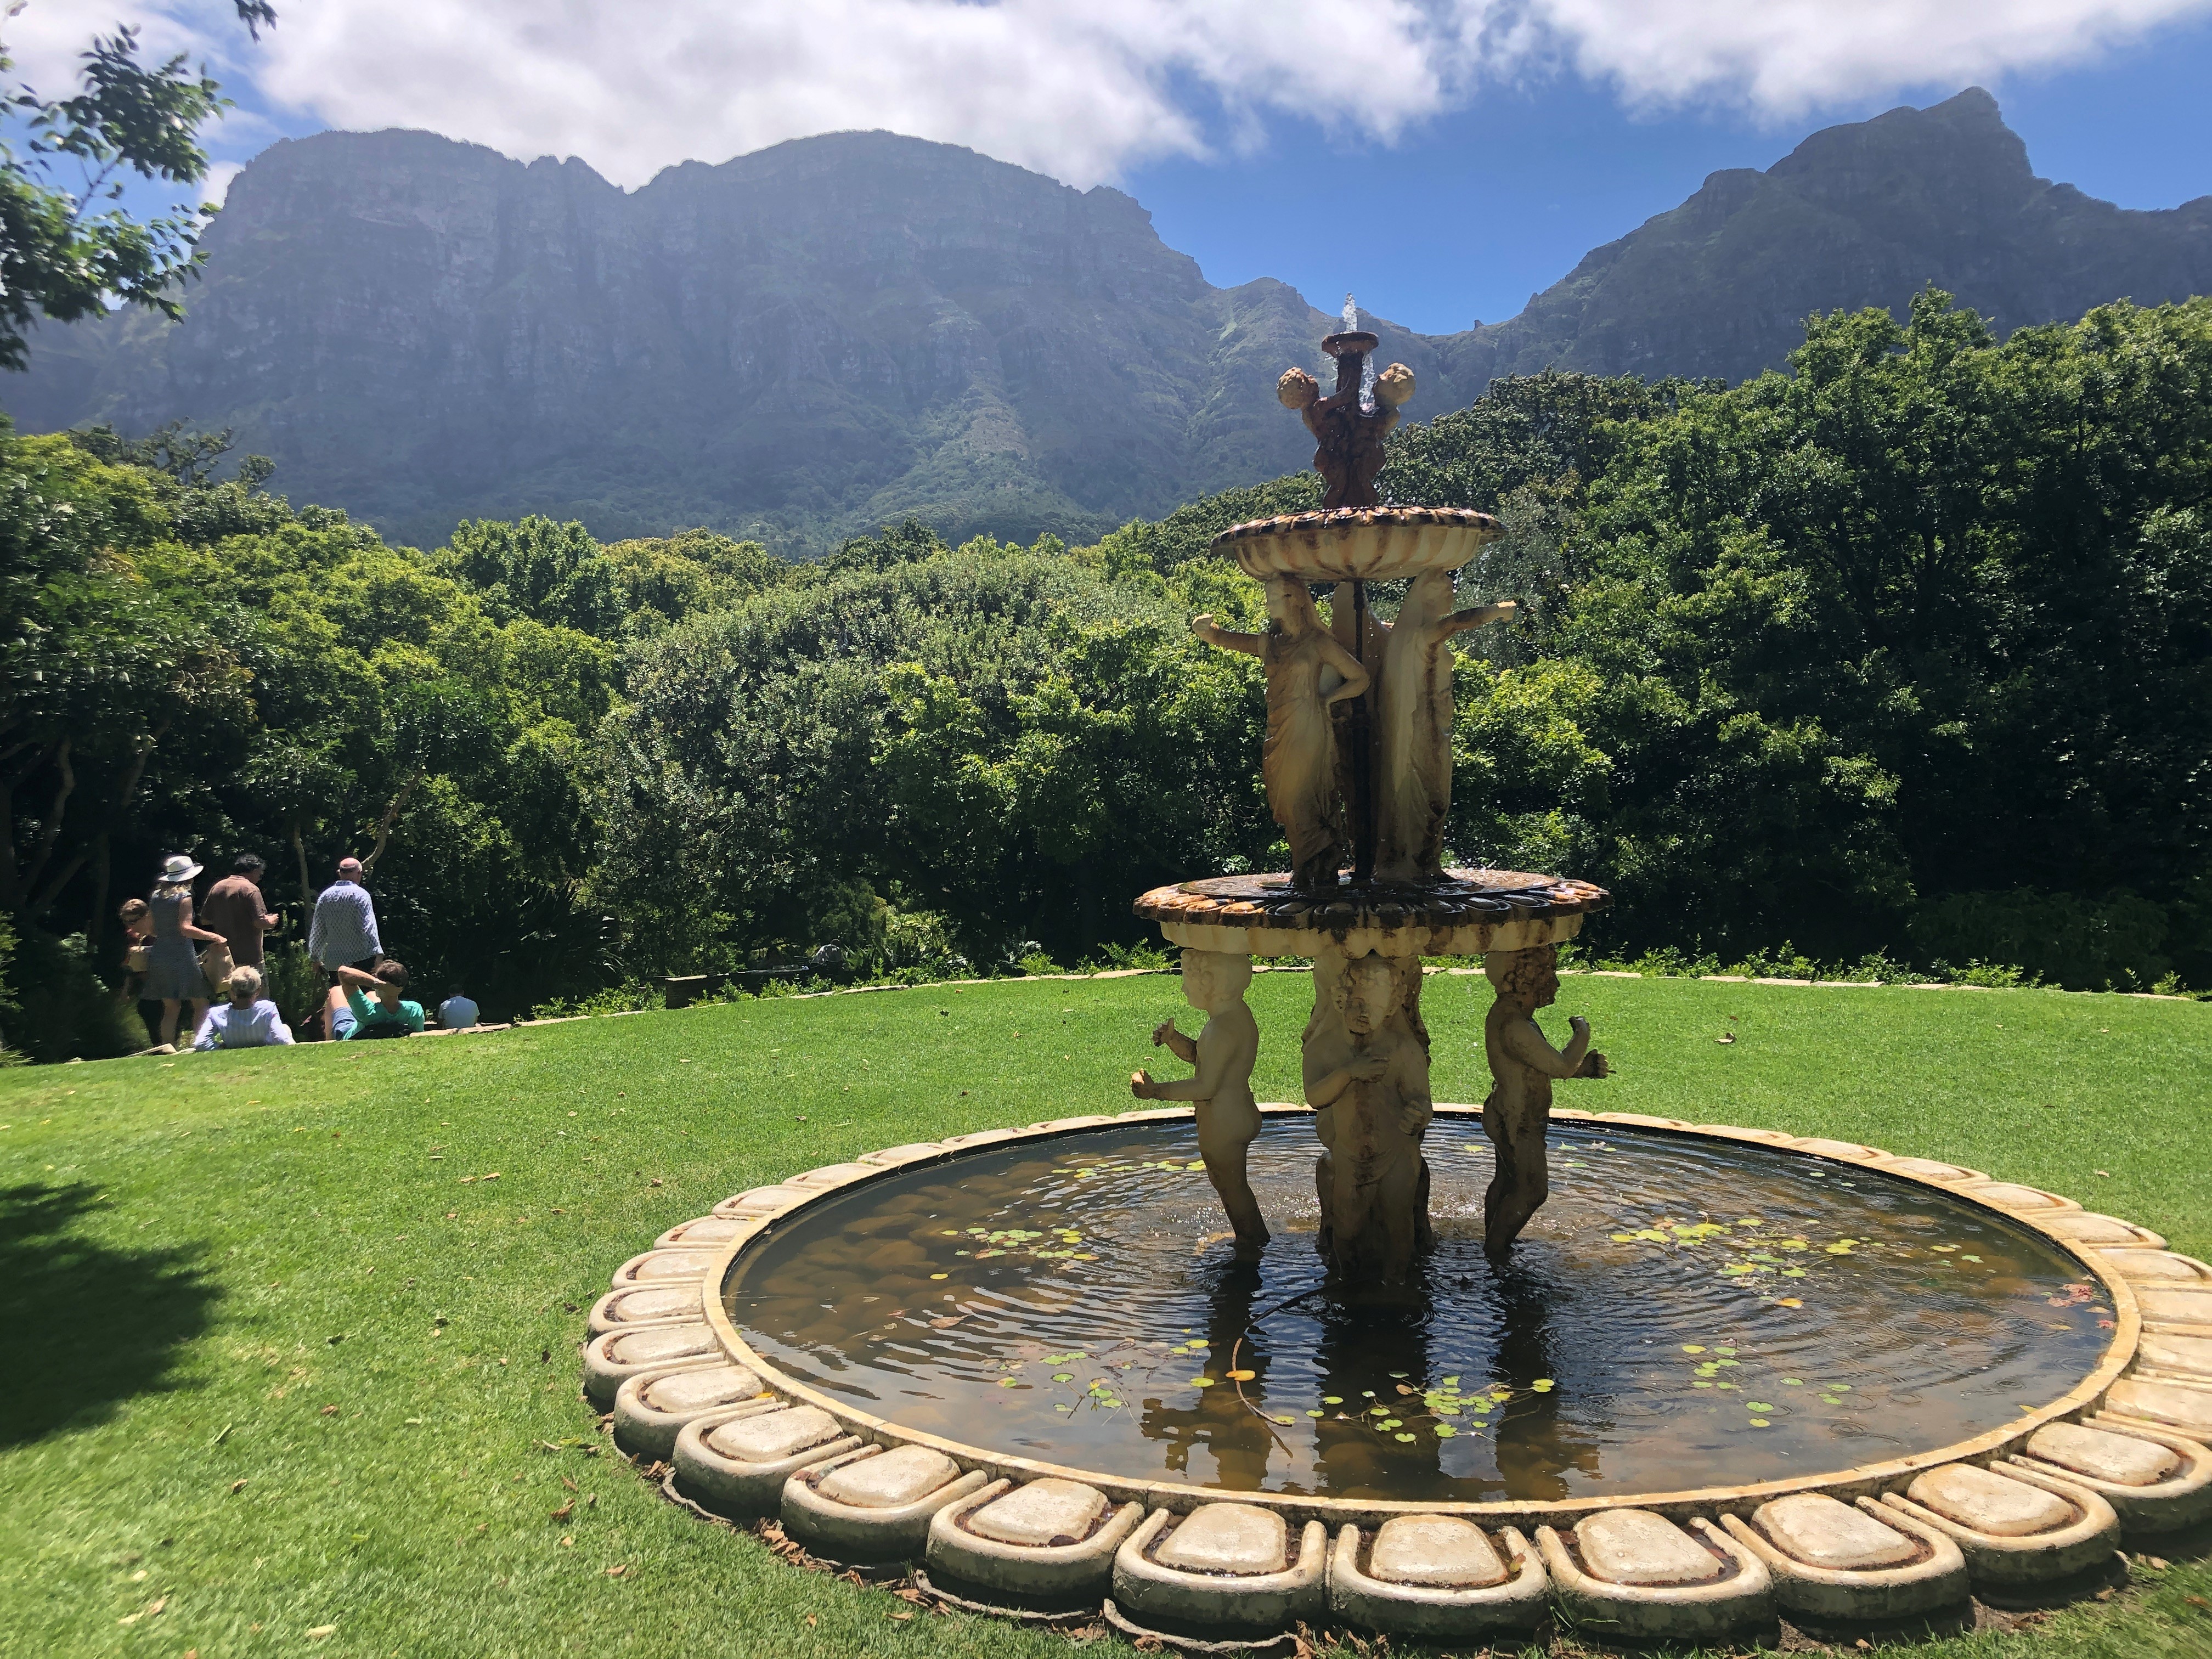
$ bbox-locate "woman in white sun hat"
[146,855,226,1048]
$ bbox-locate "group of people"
[120,853,479,1052]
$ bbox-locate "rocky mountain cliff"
[12,89,2209,552]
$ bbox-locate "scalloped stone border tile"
[1111,1505,1328,1631]
[1720,1493,1966,1620]
[653,1214,757,1250]
[1953,1179,2081,1215]
[1327,1519,1549,1638]
[858,1142,945,1167]
[1868,1156,1987,1183]
[2098,1250,2212,1286]
[2040,1212,2169,1250]
[2104,1376,2212,1438]
[1881,1463,2119,1583]
[584,1282,702,1338]
[582,1323,722,1409]
[1536,1511,1774,1642]
[609,1246,718,1288]
[712,1184,811,1219]
[781,1443,989,1561]
[611,1360,770,1460]
[2010,1417,2212,1532]
[925,1477,1144,1600]
[672,1401,859,1517]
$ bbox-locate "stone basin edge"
[690,1109,2146,1532]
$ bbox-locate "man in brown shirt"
[200,853,280,968]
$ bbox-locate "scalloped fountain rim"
[669,1107,2148,1528]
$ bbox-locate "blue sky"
[1125,15,2212,332]
[15,0,2212,336]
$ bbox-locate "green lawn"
[2,972,2208,1658]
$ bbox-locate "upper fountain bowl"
[1214,505,1503,582]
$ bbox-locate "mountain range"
[12,87,2210,554]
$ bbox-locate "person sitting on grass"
[325,959,426,1041]
[194,966,296,1050]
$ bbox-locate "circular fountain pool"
[722,1113,2116,1506]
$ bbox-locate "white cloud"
[13,0,2212,189]
[1520,0,2212,115]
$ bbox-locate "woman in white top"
[194,965,296,1050]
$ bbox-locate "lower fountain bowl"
[1214,506,1502,582]
[584,1111,2197,1640]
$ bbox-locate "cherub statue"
[1193,575,1370,890]
[1304,952,1433,1283]
[1278,356,1415,510]
[1480,944,1608,1260]
[1373,567,1516,883]
[1131,950,1267,1256]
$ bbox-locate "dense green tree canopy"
[5,289,2207,1059]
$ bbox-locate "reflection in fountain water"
[724,1118,2110,1503]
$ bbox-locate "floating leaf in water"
[929,1273,949,1280]
[1781,1268,1807,1278]
[1681,1345,1706,1354]
[1380,1418,1403,1429]
[1394,1432,1417,1442]
[1184,1161,1206,1171]
[941,1230,959,1237]
[1830,1383,1852,1392]
[1531,1379,1555,1392]
[996,1378,1019,1388]
[1717,1381,1737,1390]
[1434,1424,1457,1437]
[1782,1378,1803,1386]
[1053,1373,1074,1383]
[1747,1402,1775,1413]
[1307,1410,1324,1418]
[1190,1377,1214,1387]
[1776,1297,1804,1307]
[1692,1381,1713,1389]
[1322,1396,1343,1405]
[1962,1254,1982,1263]
[1715,1347,1737,1356]
[1227,1369,1256,1381]
[1748,1418,1771,1427]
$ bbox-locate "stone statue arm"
[1133,1011,1255,1102]
[1433,600,1516,640]
[1307,1047,1386,1107]
[1150,1017,1198,1064]
[1316,632,1371,706]
[1191,614,1265,658]
[1503,1014,1610,1080]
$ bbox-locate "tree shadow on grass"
[0,1182,221,1448]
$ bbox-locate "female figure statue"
[1194,577,1370,890]
[1131,950,1267,1257]
[1374,568,1515,883]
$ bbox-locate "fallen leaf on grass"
[319,1404,339,1417]
[307,1626,336,1640]
[559,1535,574,1547]
[550,1499,574,1521]
[229,1479,248,1494]
[117,1596,166,1626]
[605,1564,627,1577]
[889,1611,914,1621]
[560,1475,578,1492]
[805,1615,817,1628]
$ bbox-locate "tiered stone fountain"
[580,317,2212,1653]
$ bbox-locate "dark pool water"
[724,1118,2112,1503]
